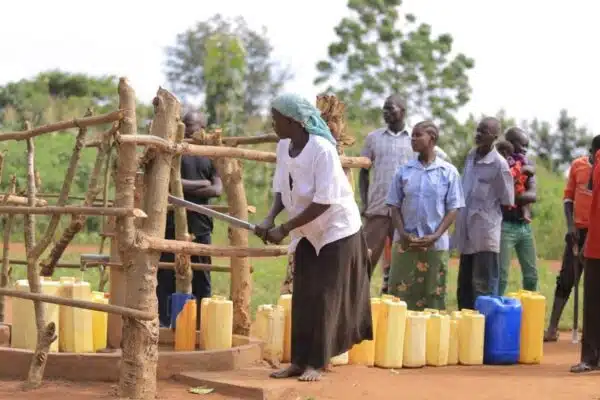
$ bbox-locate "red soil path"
[0,338,596,399]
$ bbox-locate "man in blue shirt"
[385,121,465,310]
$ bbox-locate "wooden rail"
[0,287,154,320]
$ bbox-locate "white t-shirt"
[272,135,362,255]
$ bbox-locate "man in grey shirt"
[454,117,515,310]
[359,95,449,292]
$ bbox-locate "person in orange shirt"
[545,135,600,342]
[571,137,600,373]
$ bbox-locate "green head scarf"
[271,93,337,146]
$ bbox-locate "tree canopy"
[315,0,474,128]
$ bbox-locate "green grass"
[7,220,581,332]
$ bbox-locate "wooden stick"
[0,288,155,320]
[171,122,193,294]
[185,133,279,146]
[30,110,92,263]
[22,131,55,390]
[117,135,372,169]
[98,146,113,292]
[84,122,119,148]
[0,205,147,218]
[30,193,113,205]
[0,195,47,207]
[7,259,234,273]
[137,234,288,257]
[0,110,124,142]
[0,176,17,323]
[0,151,4,185]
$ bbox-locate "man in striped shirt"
[546,135,600,342]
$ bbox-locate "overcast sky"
[1,0,597,131]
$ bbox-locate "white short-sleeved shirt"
[272,135,362,255]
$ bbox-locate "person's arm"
[255,192,285,243]
[496,159,516,207]
[182,179,211,192]
[515,174,537,205]
[190,175,223,198]
[359,134,374,214]
[385,168,408,242]
[563,162,577,239]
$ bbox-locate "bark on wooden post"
[22,134,57,390]
[0,176,17,323]
[214,154,252,336]
[117,88,180,399]
[171,122,192,294]
[109,78,138,351]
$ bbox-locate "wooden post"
[171,122,192,294]
[108,78,138,352]
[215,156,252,336]
[117,88,179,399]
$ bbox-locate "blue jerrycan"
[169,292,196,330]
[475,295,522,365]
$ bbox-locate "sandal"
[543,329,559,342]
[570,362,596,373]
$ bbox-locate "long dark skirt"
[581,258,600,365]
[291,229,373,370]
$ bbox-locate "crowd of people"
[155,93,600,381]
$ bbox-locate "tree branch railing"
[0,287,154,320]
[0,206,147,218]
[117,134,372,169]
[0,110,124,142]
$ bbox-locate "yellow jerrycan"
[200,295,225,350]
[175,299,197,351]
[255,304,285,365]
[507,290,546,364]
[349,297,382,366]
[374,298,407,368]
[90,291,108,351]
[447,312,462,365]
[204,296,233,350]
[403,311,429,368]
[426,312,450,366]
[11,279,61,352]
[458,310,485,365]
[58,277,94,353]
[277,294,293,363]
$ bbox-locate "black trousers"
[554,229,587,300]
[156,233,212,328]
[457,251,500,310]
[581,259,600,365]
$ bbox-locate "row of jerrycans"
[254,294,485,368]
[11,277,108,353]
[353,296,485,368]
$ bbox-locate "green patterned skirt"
[388,244,449,311]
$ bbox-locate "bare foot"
[270,364,304,379]
[298,367,322,382]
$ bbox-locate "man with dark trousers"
[156,111,222,328]
[545,135,600,342]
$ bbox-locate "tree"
[203,33,246,133]
[0,70,153,130]
[528,110,591,173]
[164,14,292,121]
[314,0,474,129]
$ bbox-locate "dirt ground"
[1,338,598,400]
